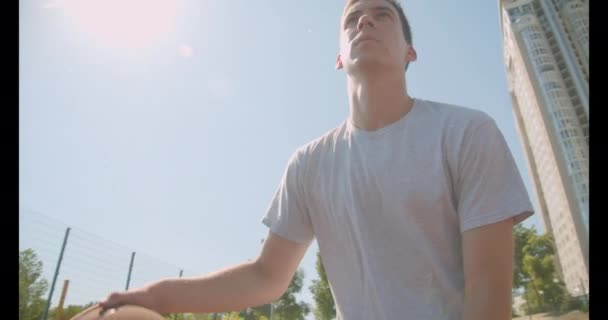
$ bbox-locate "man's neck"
[347,72,414,131]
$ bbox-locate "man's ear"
[336,54,344,70]
[404,46,417,71]
[406,46,418,64]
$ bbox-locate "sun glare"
[52,0,182,50]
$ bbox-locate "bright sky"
[20,0,542,316]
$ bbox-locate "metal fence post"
[40,227,71,320]
[269,302,274,320]
[125,252,136,290]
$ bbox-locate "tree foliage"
[272,268,310,320]
[513,225,585,315]
[19,249,49,320]
[309,251,335,320]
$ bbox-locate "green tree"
[513,225,572,314]
[309,251,335,320]
[249,304,271,320]
[19,249,49,320]
[513,224,537,288]
[272,268,310,320]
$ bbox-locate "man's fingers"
[99,292,127,312]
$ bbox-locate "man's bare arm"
[100,232,309,315]
[462,218,515,320]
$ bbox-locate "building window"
[540,65,554,72]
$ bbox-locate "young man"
[100,0,533,319]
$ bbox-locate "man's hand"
[99,287,158,314]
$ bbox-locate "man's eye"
[377,12,390,19]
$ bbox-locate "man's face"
[336,0,415,73]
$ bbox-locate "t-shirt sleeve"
[456,116,534,233]
[261,150,314,245]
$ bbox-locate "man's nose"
[357,14,375,31]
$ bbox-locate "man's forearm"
[146,261,284,314]
[462,286,511,320]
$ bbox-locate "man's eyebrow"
[373,6,395,15]
[344,5,395,21]
[343,9,361,23]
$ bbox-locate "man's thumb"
[99,291,129,310]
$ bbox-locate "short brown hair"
[343,0,413,45]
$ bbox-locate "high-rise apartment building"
[498,0,589,297]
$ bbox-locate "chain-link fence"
[19,210,260,320]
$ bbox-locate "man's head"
[336,0,417,74]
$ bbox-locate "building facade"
[498,0,588,297]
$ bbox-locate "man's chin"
[348,58,394,72]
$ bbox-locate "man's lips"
[353,35,378,46]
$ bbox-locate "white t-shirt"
[262,98,534,320]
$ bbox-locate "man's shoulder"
[417,99,496,135]
[292,121,348,160]
[419,98,494,124]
